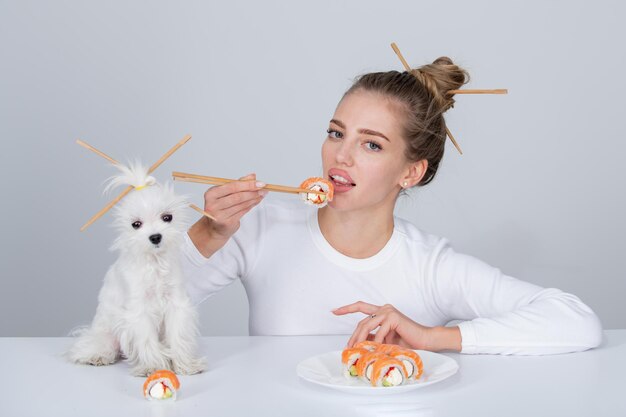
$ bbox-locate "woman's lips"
[329,175,356,193]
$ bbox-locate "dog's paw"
[172,357,206,375]
[70,352,118,367]
[131,358,173,377]
[87,355,117,366]
[131,366,167,377]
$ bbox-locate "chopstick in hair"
[390,42,464,155]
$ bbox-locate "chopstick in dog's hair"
[76,140,120,165]
[172,172,328,196]
[76,137,216,225]
[189,203,218,221]
[79,135,193,231]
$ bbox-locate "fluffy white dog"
[66,162,205,376]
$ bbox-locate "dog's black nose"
[149,234,162,245]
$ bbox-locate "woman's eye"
[366,141,382,151]
[161,214,173,222]
[131,221,142,229]
[326,129,343,139]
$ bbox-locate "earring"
[402,181,408,188]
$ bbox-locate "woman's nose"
[335,141,354,166]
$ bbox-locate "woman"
[182,58,602,354]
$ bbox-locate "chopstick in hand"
[172,172,327,196]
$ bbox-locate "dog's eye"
[131,221,142,229]
[161,214,173,223]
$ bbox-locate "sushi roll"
[353,340,380,352]
[355,351,388,384]
[341,347,368,378]
[389,349,424,380]
[370,357,408,387]
[299,177,334,207]
[143,370,180,401]
[375,343,401,354]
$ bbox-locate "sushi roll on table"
[299,177,334,207]
[143,370,180,401]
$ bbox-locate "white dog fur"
[66,162,205,376]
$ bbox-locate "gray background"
[1,0,624,336]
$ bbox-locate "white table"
[1,331,624,417]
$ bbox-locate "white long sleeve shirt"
[181,197,602,355]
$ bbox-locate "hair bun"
[411,57,470,111]
[432,56,455,66]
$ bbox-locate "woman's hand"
[188,173,267,258]
[332,301,462,352]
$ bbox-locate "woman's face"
[322,89,417,212]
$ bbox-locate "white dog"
[66,162,205,376]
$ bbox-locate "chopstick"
[172,171,328,196]
[189,203,217,221]
[77,135,216,229]
[448,89,508,95]
[390,42,464,155]
[76,139,119,165]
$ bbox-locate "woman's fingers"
[332,301,380,316]
[203,173,267,218]
[205,173,264,199]
[373,322,393,344]
[347,313,385,347]
[211,190,265,213]
[224,195,264,221]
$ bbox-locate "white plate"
[296,350,458,395]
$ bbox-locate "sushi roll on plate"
[389,349,424,380]
[370,357,408,387]
[296,348,459,394]
[375,344,401,354]
[341,347,368,378]
[353,340,380,352]
[356,351,389,384]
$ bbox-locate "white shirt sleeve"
[180,204,265,306]
[430,240,603,355]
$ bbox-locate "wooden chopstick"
[79,135,195,231]
[172,171,328,196]
[445,127,463,155]
[189,203,218,221]
[76,140,119,165]
[391,43,411,74]
[449,89,508,95]
[77,136,216,225]
[390,42,463,155]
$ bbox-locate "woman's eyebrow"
[358,128,390,142]
[330,119,345,128]
[329,119,390,142]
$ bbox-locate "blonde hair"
[344,57,469,185]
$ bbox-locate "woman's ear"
[400,159,428,188]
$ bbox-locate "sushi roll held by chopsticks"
[143,370,180,401]
[172,172,334,209]
[299,177,334,207]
